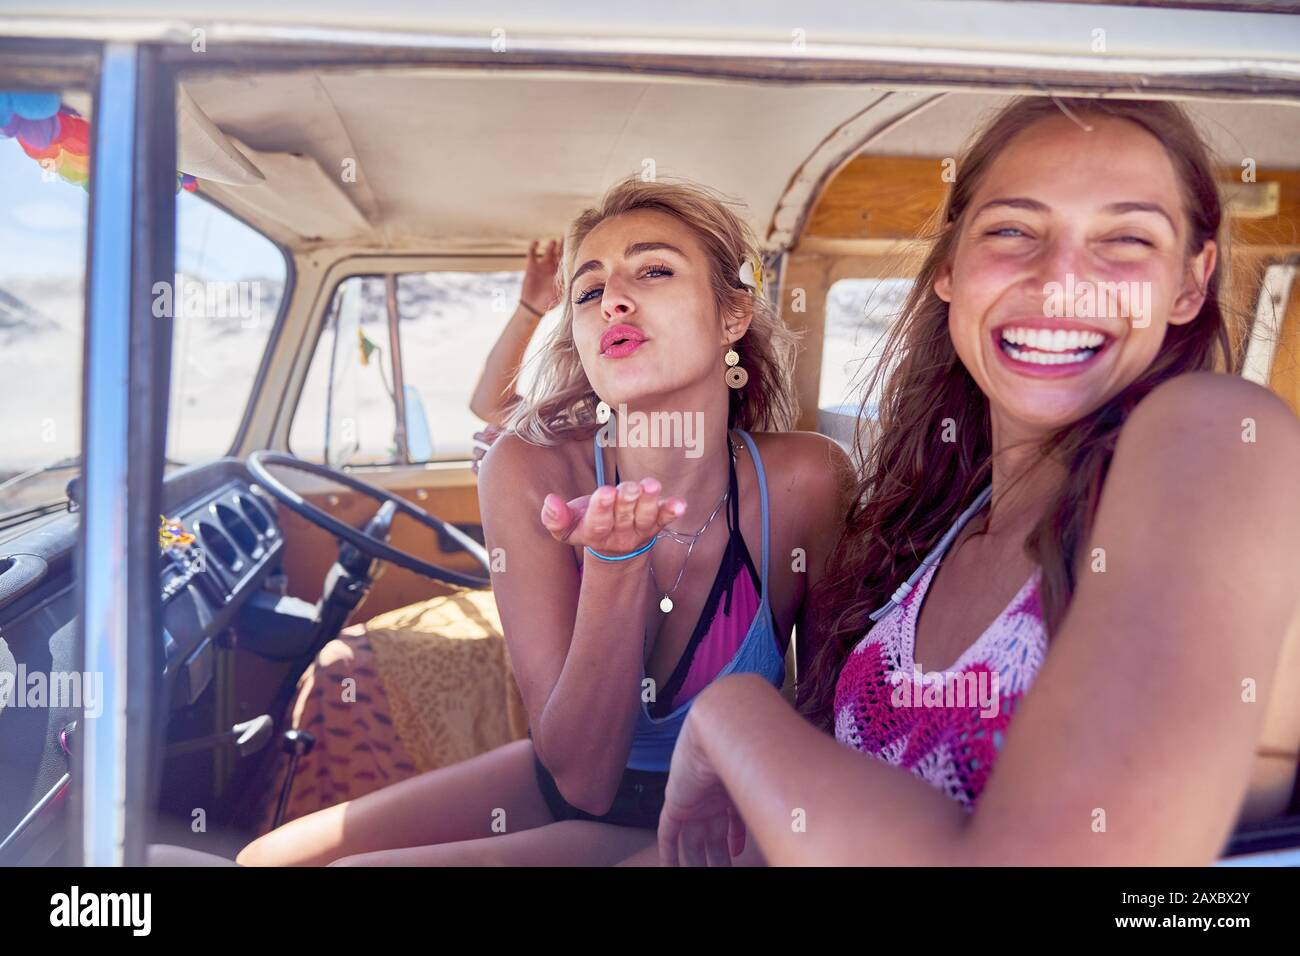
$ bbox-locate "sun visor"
[176,84,264,186]
[196,137,375,244]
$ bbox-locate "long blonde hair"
[508,176,799,444]
[800,97,1235,730]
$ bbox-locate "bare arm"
[477,434,684,813]
[468,305,542,426]
[664,373,1300,865]
[469,239,562,427]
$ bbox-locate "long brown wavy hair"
[800,96,1237,730]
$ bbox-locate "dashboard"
[0,458,289,863]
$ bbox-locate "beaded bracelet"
[584,537,656,562]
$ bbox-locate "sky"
[0,138,88,283]
[0,136,284,283]
[1,133,287,482]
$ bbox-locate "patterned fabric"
[255,587,527,834]
[254,630,411,832]
[364,589,529,764]
[833,561,1047,812]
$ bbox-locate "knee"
[235,829,304,867]
[327,850,391,867]
[235,837,275,867]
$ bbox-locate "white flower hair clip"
[738,257,764,296]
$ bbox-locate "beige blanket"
[360,588,529,770]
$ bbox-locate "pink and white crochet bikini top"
[832,486,1048,812]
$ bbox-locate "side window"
[290,276,398,466]
[396,271,561,460]
[290,270,560,466]
[818,277,913,446]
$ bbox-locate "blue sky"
[0,136,285,284]
[0,137,87,283]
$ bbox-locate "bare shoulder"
[477,430,584,506]
[747,430,855,498]
[1100,371,1300,568]
[1116,371,1300,481]
[746,432,856,554]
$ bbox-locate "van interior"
[2,49,1299,865]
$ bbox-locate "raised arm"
[470,239,562,427]
[662,373,1300,865]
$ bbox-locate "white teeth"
[1000,327,1106,351]
[1004,345,1094,365]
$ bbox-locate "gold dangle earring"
[724,346,747,389]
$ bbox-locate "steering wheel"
[246,450,491,589]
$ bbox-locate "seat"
[252,586,527,834]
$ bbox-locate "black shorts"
[532,752,667,830]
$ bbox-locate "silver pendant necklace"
[637,437,738,614]
[650,486,729,613]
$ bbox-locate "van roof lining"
[177,68,1300,254]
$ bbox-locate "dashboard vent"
[195,520,242,575]
[234,493,273,538]
[214,503,262,559]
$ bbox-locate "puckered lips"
[990,317,1116,379]
[599,323,647,358]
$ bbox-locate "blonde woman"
[238,176,853,866]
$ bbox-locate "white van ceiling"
[181,68,1300,254]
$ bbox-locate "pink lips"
[599,324,647,358]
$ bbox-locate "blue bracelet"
[584,537,656,562]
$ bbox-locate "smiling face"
[934,113,1217,439]
[568,207,747,409]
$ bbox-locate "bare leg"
[330,820,656,867]
[615,832,768,867]
[146,844,243,866]
[237,738,551,866]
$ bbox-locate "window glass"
[818,277,913,445]
[290,276,398,466]
[166,192,286,463]
[0,91,90,518]
[290,270,561,466]
[397,270,560,460]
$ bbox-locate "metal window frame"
[72,41,175,867]
[385,273,410,464]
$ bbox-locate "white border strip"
[1241,263,1296,386]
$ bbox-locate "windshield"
[166,193,286,463]
[0,94,89,521]
[0,113,286,522]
